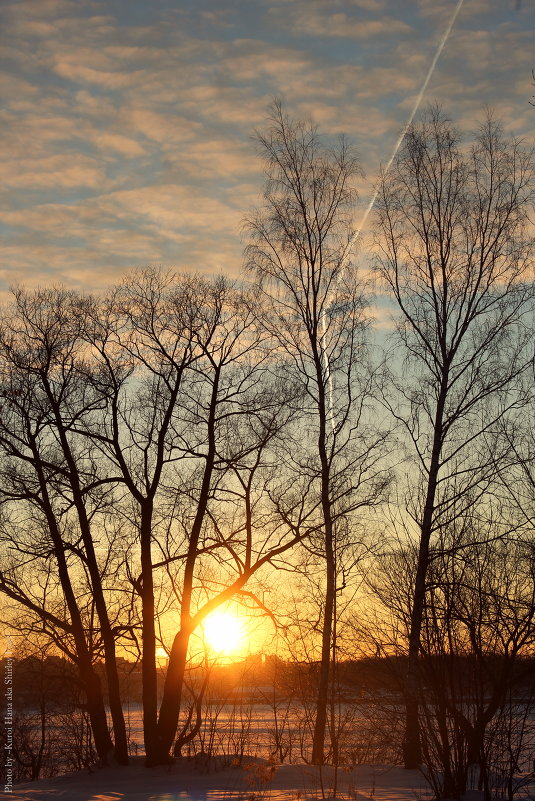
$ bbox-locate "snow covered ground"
[2,757,435,801]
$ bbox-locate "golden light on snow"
[203,610,245,656]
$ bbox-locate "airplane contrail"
[322,0,465,428]
[353,0,466,240]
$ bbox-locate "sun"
[203,610,245,656]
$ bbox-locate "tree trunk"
[140,502,159,766]
[73,504,129,764]
[47,387,129,764]
[403,550,427,768]
[155,628,190,763]
[403,379,447,769]
[311,352,335,766]
[74,501,128,763]
[82,663,114,762]
[311,518,335,764]
[34,453,114,763]
[76,526,128,764]
[152,370,220,764]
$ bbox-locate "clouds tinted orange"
[1,0,533,297]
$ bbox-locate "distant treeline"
[4,653,535,710]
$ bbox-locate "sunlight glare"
[203,610,245,656]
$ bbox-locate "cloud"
[297,12,410,38]
[221,40,314,82]
[0,75,40,102]
[0,180,251,290]
[52,60,146,90]
[72,90,118,117]
[96,184,245,236]
[266,4,410,39]
[415,0,489,24]
[0,109,145,168]
[122,108,202,145]
[89,131,145,157]
[2,0,76,20]
[0,0,532,297]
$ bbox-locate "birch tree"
[375,108,534,768]
[246,101,390,764]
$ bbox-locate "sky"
[1,0,534,298]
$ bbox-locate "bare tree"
[374,107,535,767]
[245,100,390,764]
[419,531,535,800]
[76,269,305,765]
[78,269,216,765]
[0,288,128,762]
[154,283,304,764]
[360,510,535,799]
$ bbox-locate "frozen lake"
[121,700,401,764]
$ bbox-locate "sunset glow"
[203,610,245,656]
[1,0,534,788]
